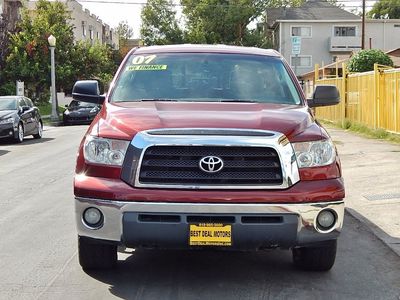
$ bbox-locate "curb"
[345,207,400,257]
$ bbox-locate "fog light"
[317,210,336,230]
[83,207,103,228]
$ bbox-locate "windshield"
[0,98,17,111]
[110,53,301,104]
[69,100,97,108]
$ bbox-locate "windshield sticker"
[131,55,157,65]
[127,65,167,71]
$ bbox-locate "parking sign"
[292,37,301,55]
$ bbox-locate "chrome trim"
[128,128,300,190]
[75,197,344,246]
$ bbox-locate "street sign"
[292,36,301,55]
[16,81,24,96]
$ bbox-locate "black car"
[63,100,101,125]
[0,96,43,143]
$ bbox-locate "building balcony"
[329,36,361,52]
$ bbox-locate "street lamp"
[48,34,58,122]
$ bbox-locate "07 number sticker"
[131,55,156,65]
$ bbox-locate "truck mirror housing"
[72,80,105,105]
[308,85,340,108]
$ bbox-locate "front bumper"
[0,124,16,139]
[75,197,344,250]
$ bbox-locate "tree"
[368,0,400,19]
[347,49,393,73]
[2,0,75,102]
[140,0,183,45]
[181,0,304,45]
[72,41,116,91]
[116,21,133,48]
[2,0,117,102]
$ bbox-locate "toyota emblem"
[199,156,224,173]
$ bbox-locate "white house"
[265,0,400,76]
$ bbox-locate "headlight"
[292,139,335,168]
[89,107,99,113]
[0,117,15,124]
[84,136,129,166]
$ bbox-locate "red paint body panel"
[74,175,344,203]
[94,101,320,141]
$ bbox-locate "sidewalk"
[326,126,400,256]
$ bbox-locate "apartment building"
[27,0,119,49]
[265,0,400,76]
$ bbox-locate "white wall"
[278,19,400,76]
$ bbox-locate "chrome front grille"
[138,145,283,185]
[120,128,300,190]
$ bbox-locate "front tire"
[292,240,337,271]
[14,123,24,143]
[33,121,43,139]
[78,236,117,270]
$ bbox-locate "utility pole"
[362,0,366,49]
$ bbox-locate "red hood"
[91,101,323,141]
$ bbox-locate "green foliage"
[1,0,116,102]
[368,0,400,19]
[325,119,400,144]
[116,20,134,48]
[181,0,302,45]
[140,0,183,46]
[347,49,393,73]
[2,0,75,102]
[0,82,16,96]
[139,0,304,46]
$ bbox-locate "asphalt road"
[0,126,399,300]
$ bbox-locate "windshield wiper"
[219,99,259,103]
[138,98,178,102]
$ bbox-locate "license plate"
[189,223,232,246]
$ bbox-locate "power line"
[77,0,375,9]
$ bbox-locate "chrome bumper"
[75,197,344,248]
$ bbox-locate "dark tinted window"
[18,98,27,108]
[111,53,301,104]
[24,98,34,107]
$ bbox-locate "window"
[290,55,312,67]
[82,25,86,37]
[97,32,100,39]
[334,26,356,37]
[24,98,34,108]
[89,29,94,40]
[111,53,302,105]
[291,26,312,37]
[18,98,27,108]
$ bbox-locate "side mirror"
[72,80,105,105]
[307,85,340,108]
[21,105,30,112]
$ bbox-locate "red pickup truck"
[73,44,344,272]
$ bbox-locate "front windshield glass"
[0,98,17,111]
[110,53,301,104]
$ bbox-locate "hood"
[94,101,323,141]
[0,110,16,119]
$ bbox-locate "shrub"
[347,49,393,72]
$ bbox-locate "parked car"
[0,96,43,143]
[72,45,344,272]
[63,100,101,125]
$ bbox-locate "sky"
[77,0,377,39]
